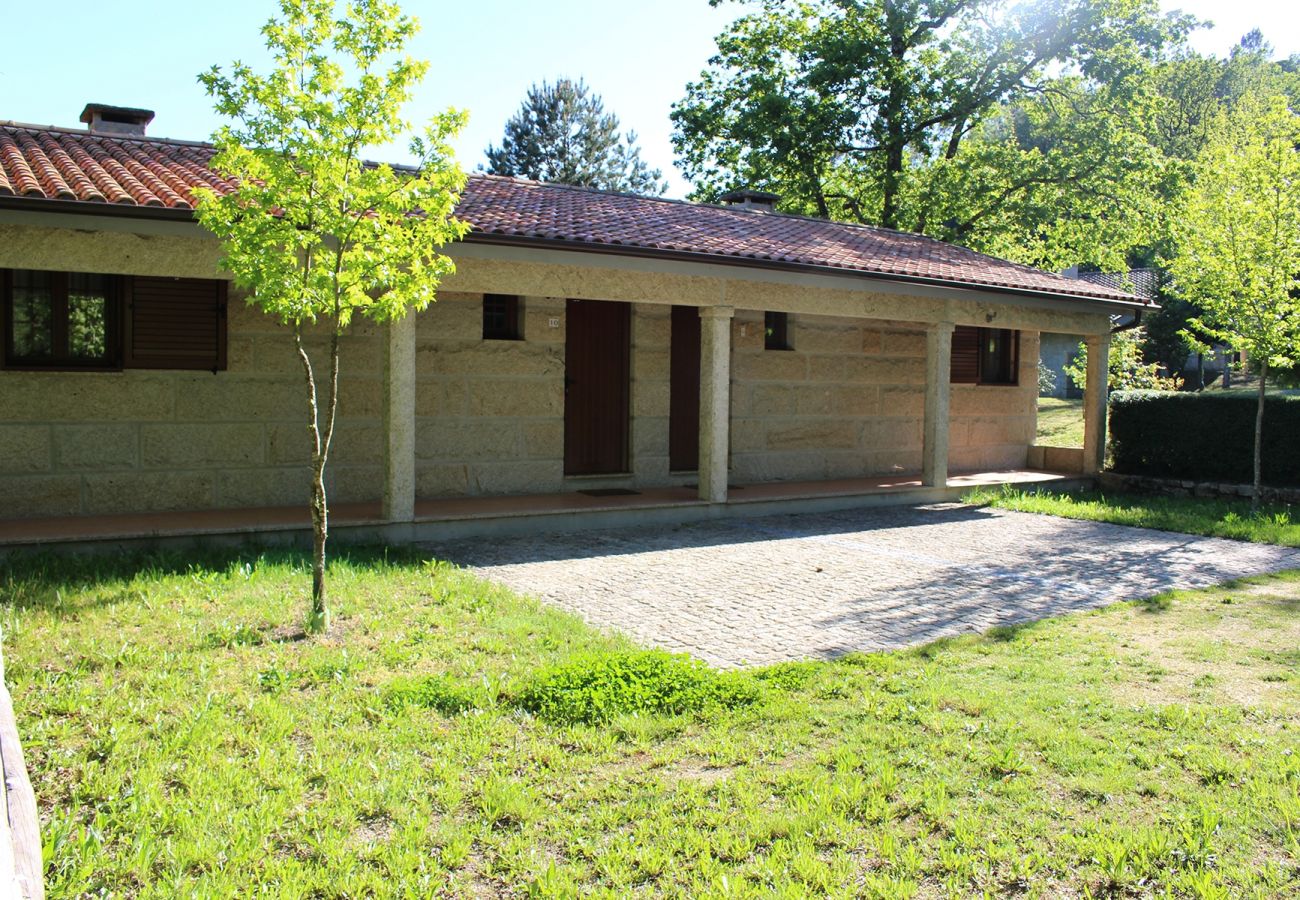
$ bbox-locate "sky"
[1,0,1298,199]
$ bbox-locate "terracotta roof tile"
[0,122,1143,304]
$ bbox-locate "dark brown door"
[565,299,631,475]
[669,305,701,471]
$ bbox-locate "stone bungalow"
[0,106,1147,548]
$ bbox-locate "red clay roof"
[0,122,1142,304]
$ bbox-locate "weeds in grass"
[515,649,760,724]
[383,673,483,715]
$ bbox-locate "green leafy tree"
[1065,329,1184,394]
[672,0,1190,268]
[1168,93,1300,506]
[193,0,469,632]
[486,78,665,195]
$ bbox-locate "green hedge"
[1109,390,1300,485]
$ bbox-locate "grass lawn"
[967,487,1300,548]
[1036,397,1086,448]
[3,550,1299,898]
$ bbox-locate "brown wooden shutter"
[125,277,227,371]
[951,325,980,383]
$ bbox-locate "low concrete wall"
[1027,445,1086,474]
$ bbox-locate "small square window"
[764,311,792,351]
[979,328,1018,385]
[483,294,522,341]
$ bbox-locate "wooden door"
[669,305,701,471]
[564,299,631,475]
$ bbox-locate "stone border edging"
[1101,471,1300,505]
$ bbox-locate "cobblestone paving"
[427,504,1300,668]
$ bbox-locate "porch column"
[922,322,955,487]
[382,312,417,522]
[1083,331,1110,475]
[698,306,734,503]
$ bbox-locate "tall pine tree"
[486,78,665,195]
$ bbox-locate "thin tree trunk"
[1253,359,1267,513]
[296,326,331,634]
[309,455,329,632]
[879,0,907,230]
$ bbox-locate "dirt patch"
[350,813,394,848]
[667,757,736,787]
[1105,590,1300,713]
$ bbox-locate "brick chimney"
[719,188,780,212]
[79,103,155,137]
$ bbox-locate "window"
[764,311,792,350]
[482,294,522,340]
[3,270,118,367]
[2,269,226,372]
[951,325,1018,385]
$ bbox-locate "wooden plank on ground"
[0,639,43,900]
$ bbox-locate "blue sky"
[1,0,1296,198]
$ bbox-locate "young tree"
[193,0,469,632]
[1168,93,1300,507]
[486,78,666,195]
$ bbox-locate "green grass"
[3,548,1299,897]
[1036,397,1085,447]
[968,486,1300,547]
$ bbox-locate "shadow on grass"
[0,543,432,618]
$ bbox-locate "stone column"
[1083,331,1110,476]
[922,322,955,487]
[382,312,417,522]
[698,306,734,503]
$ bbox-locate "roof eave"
[0,196,1151,309]
[460,231,1151,310]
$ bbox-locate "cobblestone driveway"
[428,504,1300,667]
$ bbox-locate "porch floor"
[0,468,1082,548]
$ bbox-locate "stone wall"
[728,312,1038,481]
[0,296,384,519]
[412,296,688,498]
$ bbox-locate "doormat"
[577,488,642,497]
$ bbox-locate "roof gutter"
[0,195,1152,310]
[0,194,196,222]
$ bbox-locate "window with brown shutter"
[950,325,981,383]
[125,276,227,371]
[2,269,226,372]
[951,325,1019,385]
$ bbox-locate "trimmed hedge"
[1109,390,1300,485]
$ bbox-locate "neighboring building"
[0,106,1147,548]
[1039,268,1157,398]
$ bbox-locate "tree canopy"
[194,0,468,631]
[672,0,1193,270]
[486,78,666,195]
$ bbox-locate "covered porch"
[0,468,1090,553]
